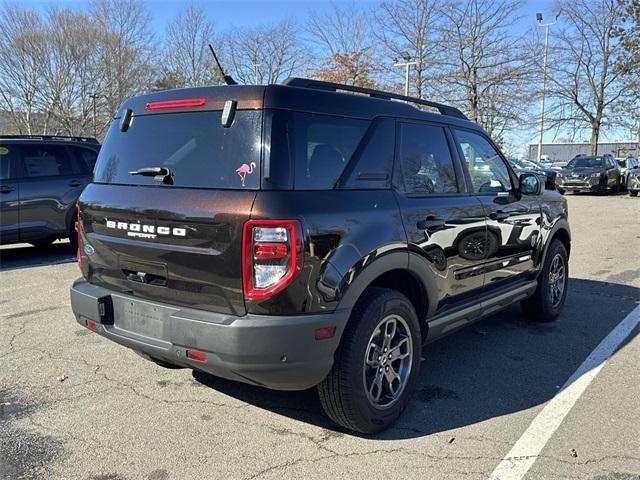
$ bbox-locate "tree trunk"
[590,122,600,155]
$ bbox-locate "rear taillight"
[242,220,303,300]
[76,204,83,267]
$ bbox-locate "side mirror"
[519,173,541,195]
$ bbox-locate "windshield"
[94,110,262,189]
[566,157,604,169]
[617,159,627,168]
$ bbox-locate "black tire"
[318,287,421,434]
[629,190,638,197]
[30,238,55,249]
[557,188,565,195]
[521,239,568,322]
[610,178,620,194]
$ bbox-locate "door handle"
[0,185,15,193]
[490,211,510,221]
[69,179,82,187]
[417,216,446,230]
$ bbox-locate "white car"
[615,157,639,187]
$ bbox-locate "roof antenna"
[208,44,237,85]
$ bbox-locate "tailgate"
[79,183,255,315]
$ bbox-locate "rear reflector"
[85,319,97,331]
[315,326,336,340]
[145,97,207,111]
[186,350,207,362]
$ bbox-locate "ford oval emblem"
[83,244,95,256]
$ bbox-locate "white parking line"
[488,304,640,480]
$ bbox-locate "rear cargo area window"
[269,111,369,190]
[94,111,262,189]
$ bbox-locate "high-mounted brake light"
[242,220,303,300]
[144,97,208,111]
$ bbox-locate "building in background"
[528,141,639,162]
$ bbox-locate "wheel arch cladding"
[551,227,571,257]
[335,251,436,342]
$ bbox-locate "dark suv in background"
[70,79,570,433]
[556,154,621,195]
[0,136,99,249]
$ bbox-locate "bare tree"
[226,19,304,84]
[545,0,631,154]
[90,0,155,135]
[305,2,377,86]
[374,0,444,98]
[438,0,534,139]
[38,7,103,136]
[0,5,46,134]
[162,1,222,88]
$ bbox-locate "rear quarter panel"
[248,190,406,314]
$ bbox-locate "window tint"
[340,118,394,189]
[567,157,605,169]
[0,145,10,180]
[397,123,457,194]
[19,144,72,178]
[454,129,512,193]
[72,147,98,174]
[94,111,262,189]
[269,111,369,190]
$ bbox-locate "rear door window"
[94,111,262,189]
[71,146,99,175]
[268,111,370,190]
[0,145,11,180]
[18,144,73,178]
[397,122,458,194]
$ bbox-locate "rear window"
[268,111,370,190]
[94,111,262,189]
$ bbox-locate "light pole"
[394,52,419,97]
[536,10,561,161]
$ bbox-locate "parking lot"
[1,193,639,480]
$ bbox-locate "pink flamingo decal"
[236,162,256,187]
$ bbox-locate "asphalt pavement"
[1,193,639,480]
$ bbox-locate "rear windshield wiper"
[128,167,173,185]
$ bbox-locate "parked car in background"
[615,156,639,188]
[627,169,640,197]
[556,155,621,195]
[70,78,571,434]
[550,160,568,171]
[509,158,558,189]
[0,135,99,248]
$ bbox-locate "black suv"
[70,79,571,433]
[0,135,100,248]
[556,155,621,195]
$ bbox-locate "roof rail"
[0,135,99,144]
[282,77,468,120]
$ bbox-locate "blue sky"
[19,0,631,155]
[21,0,558,35]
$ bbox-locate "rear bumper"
[70,279,350,390]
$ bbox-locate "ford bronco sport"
[70,79,571,433]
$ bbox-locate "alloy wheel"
[363,314,413,408]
